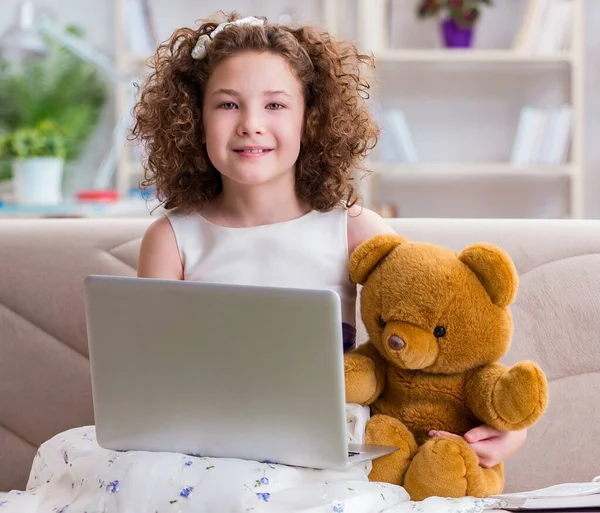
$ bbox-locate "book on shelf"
[513,0,573,54]
[377,109,419,164]
[489,476,600,511]
[510,104,572,165]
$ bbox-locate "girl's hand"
[429,426,527,468]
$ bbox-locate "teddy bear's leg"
[365,414,418,485]
[402,435,504,501]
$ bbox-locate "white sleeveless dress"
[166,207,358,352]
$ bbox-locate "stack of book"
[513,0,573,53]
[376,109,419,164]
[510,105,572,165]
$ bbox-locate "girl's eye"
[219,102,237,110]
[266,103,283,110]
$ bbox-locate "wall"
[1,0,598,217]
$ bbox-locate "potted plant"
[0,121,66,204]
[0,25,107,203]
[416,0,493,49]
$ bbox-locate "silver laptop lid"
[84,275,349,468]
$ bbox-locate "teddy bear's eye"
[378,316,387,329]
[433,326,446,338]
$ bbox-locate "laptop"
[83,275,397,469]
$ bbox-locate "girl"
[132,12,526,472]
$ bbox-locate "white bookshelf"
[375,49,573,64]
[374,163,572,182]
[356,0,586,219]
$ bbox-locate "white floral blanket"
[0,408,502,513]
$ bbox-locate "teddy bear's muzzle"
[382,323,440,370]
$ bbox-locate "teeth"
[239,149,267,153]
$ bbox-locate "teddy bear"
[344,233,548,501]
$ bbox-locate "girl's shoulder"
[346,205,396,256]
[138,215,183,279]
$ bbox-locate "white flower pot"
[12,157,64,205]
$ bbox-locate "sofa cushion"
[0,218,152,492]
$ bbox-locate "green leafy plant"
[0,120,66,160]
[417,0,493,29]
[0,25,107,171]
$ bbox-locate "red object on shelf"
[76,190,119,203]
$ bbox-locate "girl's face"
[202,51,305,189]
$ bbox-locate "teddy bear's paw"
[365,414,418,485]
[344,353,378,404]
[403,436,503,501]
[493,361,549,429]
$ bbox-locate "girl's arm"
[137,217,184,280]
[347,205,396,255]
[346,206,528,468]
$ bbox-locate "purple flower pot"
[440,17,474,48]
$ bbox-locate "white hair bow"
[191,16,265,60]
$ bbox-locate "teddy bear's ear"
[458,244,518,307]
[349,234,406,285]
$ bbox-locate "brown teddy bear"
[345,234,548,500]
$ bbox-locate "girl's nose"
[238,111,265,136]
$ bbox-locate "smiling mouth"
[233,149,273,154]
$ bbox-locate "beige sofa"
[1,217,599,498]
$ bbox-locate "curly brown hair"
[130,12,379,213]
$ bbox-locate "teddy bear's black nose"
[388,335,405,350]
